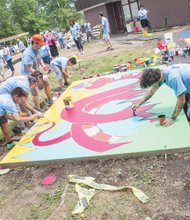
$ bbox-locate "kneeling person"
[0,87,38,149]
[50,56,77,91]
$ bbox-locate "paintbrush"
[133,110,136,116]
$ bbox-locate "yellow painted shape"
[184,38,190,45]
[1,145,35,164]
[1,79,103,165]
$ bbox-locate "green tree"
[0,0,82,38]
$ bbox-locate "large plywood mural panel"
[1,69,190,166]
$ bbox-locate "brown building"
[75,0,190,34]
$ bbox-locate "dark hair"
[70,20,75,26]
[140,68,161,88]
[28,71,43,82]
[99,12,104,17]
[68,57,77,65]
[11,87,26,97]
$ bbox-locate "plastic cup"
[158,114,165,126]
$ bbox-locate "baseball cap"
[32,34,45,46]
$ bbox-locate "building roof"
[75,0,110,11]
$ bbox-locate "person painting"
[132,64,190,126]
[21,34,53,111]
[0,71,44,118]
[0,87,38,149]
[70,20,84,55]
[50,56,77,92]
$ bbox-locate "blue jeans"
[6,58,14,71]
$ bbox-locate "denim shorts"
[42,56,51,65]
[51,65,63,80]
[0,116,7,125]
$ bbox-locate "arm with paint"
[6,113,38,123]
[132,83,159,110]
[22,96,44,118]
[163,93,186,127]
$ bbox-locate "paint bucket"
[158,114,165,126]
[164,32,173,44]
[120,67,127,72]
[134,26,138,33]
[114,67,120,73]
[63,96,74,110]
[21,112,27,117]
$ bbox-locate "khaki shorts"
[103,33,110,41]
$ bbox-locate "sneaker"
[6,141,18,150]
[64,82,71,86]
[47,99,54,106]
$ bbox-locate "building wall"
[106,4,117,33]
[75,0,108,11]
[140,0,190,28]
[84,5,108,27]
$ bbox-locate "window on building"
[121,0,139,22]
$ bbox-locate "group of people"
[1,10,190,150]
[0,33,77,149]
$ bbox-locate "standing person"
[84,20,93,43]
[18,39,26,53]
[132,64,190,127]
[46,32,59,58]
[0,87,38,149]
[138,5,149,36]
[70,20,84,54]
[99,12,113,51]
[58,31,64,49]
[21,34,53,111]
[50,56,77,91]
[40,44,52,74]
[1,44,15,76]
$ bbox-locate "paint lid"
[42,174,56,186]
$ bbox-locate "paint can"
[158,114,165,126]
[21,112,27,117]
[63,96,74,110]
[114,67,120,73]
[120,67,127,72]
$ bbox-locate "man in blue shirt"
[99,12,113,51]
[21,34,53,110]
[84,20,93,43]
[132,64,190,126]
[0,87,38,149]
[17,39,26,53]
[0,72,44,118]
[50,56,77,92]
[70,20,84,54]
[58,31,64,49]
